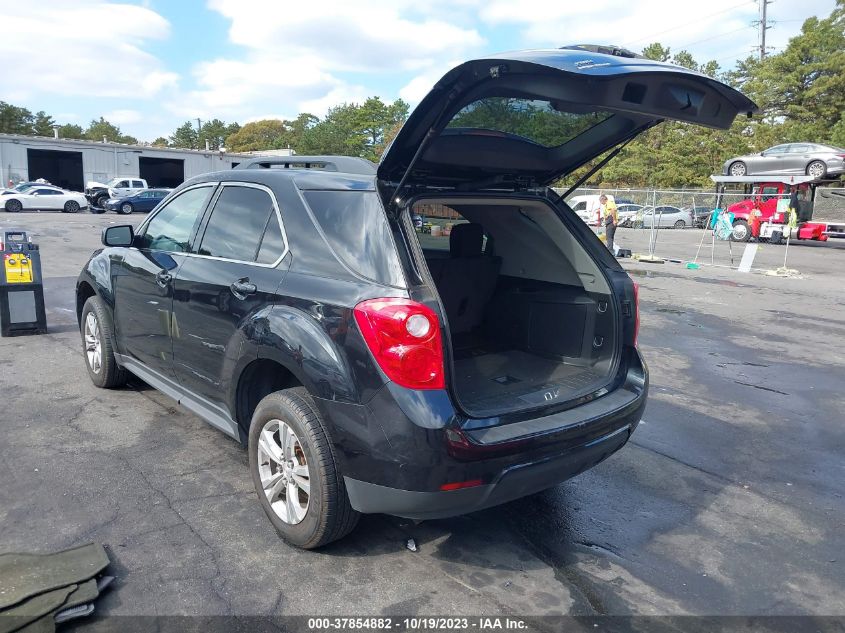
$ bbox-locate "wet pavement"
[1,213,843,619]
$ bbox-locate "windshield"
[446,98,612,147]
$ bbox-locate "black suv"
[77,47,756,548]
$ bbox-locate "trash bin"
[0,229,47,336]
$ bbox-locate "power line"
[624,0,754,46]
[681,24,757,49]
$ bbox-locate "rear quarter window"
[302,191,405,288]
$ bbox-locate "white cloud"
[102,109,143,125]
[209,0,484,72]
[0,1,178,100]
[478,0,837,64]
[182,0,487,121]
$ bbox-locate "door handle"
[155,271,172,287]
[230,279,257,299]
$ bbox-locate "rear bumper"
[321,347,647,518]
[344,424,631,519]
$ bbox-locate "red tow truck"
[711,175,845,243]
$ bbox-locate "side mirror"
[102,225,134,247]
[31,192,39,197]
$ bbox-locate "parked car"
[567,194,603,225]
[3,186,88,213]
[101,188,171,214]
[684,205,715,228]
[616,203,643,227]
[76,46,755,548]
[1,181,56,196]
[640,205,693,228]
[723,143,845,179]
[85,177,148,209]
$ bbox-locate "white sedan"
[3,186,88,213]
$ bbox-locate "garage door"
[26,149,84,191]
[139,157,185,188]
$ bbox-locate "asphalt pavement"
[1,212,843,620]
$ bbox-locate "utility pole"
[757,0,773,60]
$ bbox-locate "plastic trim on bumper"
[344,424,631,519]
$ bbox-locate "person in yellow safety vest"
[599,194,618,252]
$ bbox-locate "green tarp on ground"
[0,543,111,633]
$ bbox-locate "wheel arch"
[233,357,303,444]
[76,280,97,325]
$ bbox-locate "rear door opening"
[409,197,619,417]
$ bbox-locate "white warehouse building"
[0,133,291,191]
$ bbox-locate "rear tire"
[64,200,80,213]
[80,296,127,388]
[731,219,751,242]
[673,220,686,229]
[5,199,22,213]
[729,161,747,177]
[806,160,827,179]
[249,387,359,549]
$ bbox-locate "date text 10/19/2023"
[307,617,529,630]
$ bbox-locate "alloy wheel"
[729,162,746,177]
[257,419,311,524]
[84,312,102,374]
[121,203,132,214]
[807,161,826,179]
[732,224,749,241]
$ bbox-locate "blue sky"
[0,0,836,141]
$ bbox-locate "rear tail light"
[633,282,640,347]
[353,298,445,390]
[440,479,484,491]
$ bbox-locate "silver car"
[640,205,693,229]
[723,143,845,179]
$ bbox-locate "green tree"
[151,136,169,147]
[85,117,137,144]
[225,119,286,152]
[743,2,845,143]
[197,119,240,150]
[0,102,35,134]
[168,121,198,149]
[32,111,56,136]
[57,124,85,139]
[642,43,671,62]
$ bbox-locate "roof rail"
[233,155,376,175]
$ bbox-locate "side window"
[761,186,778,202]
[133,180,145,188]
[139,186,213,252]
[197,185,282,263]
[116,180,129,188]
[572,201,586,211]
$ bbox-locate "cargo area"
[412,198,618,417]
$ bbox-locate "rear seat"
[431,223,501,334]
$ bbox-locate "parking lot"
[1,211,844,621]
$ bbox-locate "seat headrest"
[450,222,484,257]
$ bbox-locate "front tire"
[119,202,133,215]
[731,219,751,242]
[806,160,827,179]
[80,296,127,388]
[94,194,109,209]
[249,387,359,549]
[729,161,747,177]
[64,200,80,213]
[5,199,22,213]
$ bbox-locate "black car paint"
[77,166,646,518]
